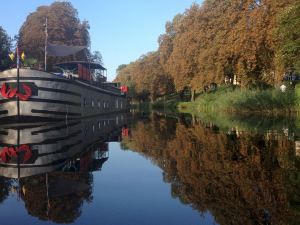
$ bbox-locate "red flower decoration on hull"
[0,144,32,163]
[0,83,32,101]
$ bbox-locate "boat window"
[84,98,88,106]
[92,100,94,107]
[116,100,118,109]
[103,102,106,109]
[98,100,101,108]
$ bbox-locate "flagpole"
[44,17,48,71]
[17,44,20,118]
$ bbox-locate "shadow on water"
[0,113,130,224]
[122,112,300,225]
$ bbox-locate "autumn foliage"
[115,0,298,101]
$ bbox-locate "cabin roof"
[55,61,106,70]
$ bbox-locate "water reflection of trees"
[20,171,93,223]
[123,114,300,225]
[0,177,12,203]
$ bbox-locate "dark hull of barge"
[0,69,128,122]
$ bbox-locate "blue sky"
[0,0,201,81]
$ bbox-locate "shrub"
[192,85,296,114]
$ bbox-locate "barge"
[0,61,128,121]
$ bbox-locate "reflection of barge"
[0,61,128,121]
[0,113,129,178]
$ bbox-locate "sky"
[0,0,202,81]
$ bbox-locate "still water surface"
[0,112,299,225]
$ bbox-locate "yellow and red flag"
[21,52,25,61]
[8,53,15,61]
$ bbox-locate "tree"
[117,0,297,101]
[115,52,174,102]
[114,63,139,101]
[91,51,103,65]
[18,1,91,70]
[90,50,104,81]
[136,52,174,101]
[158,13,186,92]
[0,26,12,71]
[220,0,295,87]
[116,64,127,73]
[158,0,295,89]
[275,0,300,73]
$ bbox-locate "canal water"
[0,112,299,225]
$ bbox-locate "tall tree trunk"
[191,89,195,102]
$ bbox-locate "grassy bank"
[132,84,300,116]
[178,85,300,116]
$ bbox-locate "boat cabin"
[55,61,107,82]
